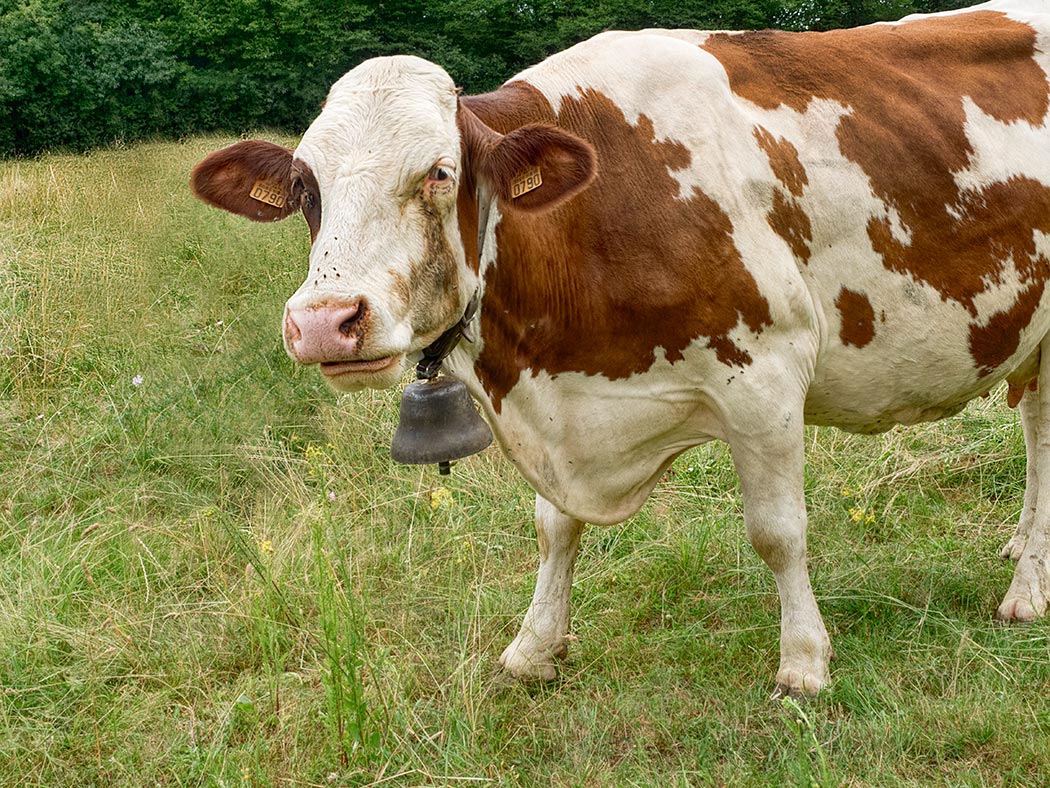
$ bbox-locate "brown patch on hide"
[769,188,813,264]
[835,288,876,348]
[456,183,482,275]
[754,127,812,263]
[462,84,772,411]
[703,11,1050,376]
[754,127,807,198]
[970,280,1047,378]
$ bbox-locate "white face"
[283,56,474,391]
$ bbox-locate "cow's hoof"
[996,596,1044,623]
[498,635,565,682]
[772,667,827,700]
[999,535,1026,562]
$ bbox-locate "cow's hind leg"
[1001,390,1038,561]
[499,494,583,681]
[729,421,831,697]
[999,344,1050,622]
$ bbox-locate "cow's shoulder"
[464,52,807,413]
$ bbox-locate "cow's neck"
[458,85,583,415]
[462,82,558,135]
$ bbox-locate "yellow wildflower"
[456,537,474,564]
[430,487,453,509]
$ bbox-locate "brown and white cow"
[192,0,1050,696]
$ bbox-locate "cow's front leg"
[1001,390,1038,561]
[999,346,1050,621]
[730,424,831,698]
[499,495,584,681]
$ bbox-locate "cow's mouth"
[319,355,400,377]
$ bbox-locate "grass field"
[1,138,1048,787]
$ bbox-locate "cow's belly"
[805,366,985,434]
[803,272,1050,433]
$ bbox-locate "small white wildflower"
[132,375,144,387]
[327,490,336,502]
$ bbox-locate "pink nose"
[284,300,366,364]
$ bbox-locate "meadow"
[1,138,1048,787]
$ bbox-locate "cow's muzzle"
[284,298,367,364]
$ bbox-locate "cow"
[191,0,1050,697]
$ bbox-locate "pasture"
[1,138,1048,787]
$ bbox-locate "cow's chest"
[449,346,735,524]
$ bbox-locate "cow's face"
[191,56,595,391]
[283,57,470,390]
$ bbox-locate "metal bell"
[391,376,494,474]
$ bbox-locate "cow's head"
[191,56,596,391]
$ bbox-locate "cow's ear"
[191,140,299,222]
[462,106,597,212]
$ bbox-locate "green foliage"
[0,0,181,153]
[2,0,969,156]
[775,0,972,29]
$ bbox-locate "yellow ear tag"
[249,179,287,208]
[511,166,543,199]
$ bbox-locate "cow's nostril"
[284,311,302,343]
[339,299,366,336]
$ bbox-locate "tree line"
[0,0,967,156]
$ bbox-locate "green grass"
[2,139,1048,787]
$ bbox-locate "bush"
[0,0,969,157]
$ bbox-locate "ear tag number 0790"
[249,179,286,208]
[511,166,543,199]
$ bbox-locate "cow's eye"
[428,165,452,183]
[422,162,456,203]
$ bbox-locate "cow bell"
[391,376,493,474]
